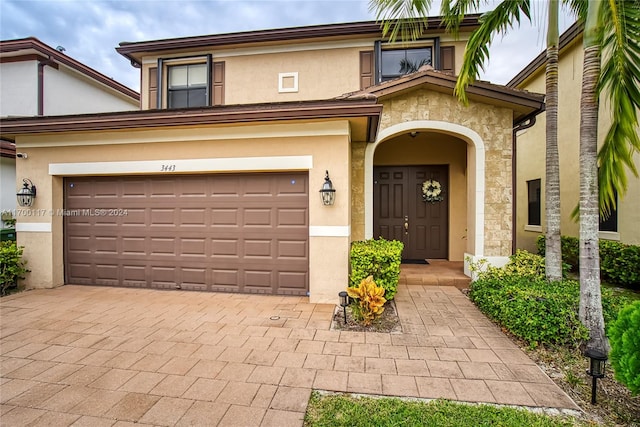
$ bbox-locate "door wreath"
[422,179,444,203]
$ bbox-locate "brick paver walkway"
[1,278,578,426]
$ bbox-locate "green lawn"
[304,392,587,427]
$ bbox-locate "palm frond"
[440,0,486,37]
[597,0,640,217]
[561,0,587,22]
[369,0,435,43]
[455,0,531,105]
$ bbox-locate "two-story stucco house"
[510,22,640,251]
[0,17,545,303]
[0,37,140,223]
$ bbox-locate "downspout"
[512,112,540,254]
[37,60,46,116]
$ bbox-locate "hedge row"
[469,251,632,348]
[537,235,640,289]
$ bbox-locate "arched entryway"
[365,120,486,261]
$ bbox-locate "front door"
[373,165,448,260]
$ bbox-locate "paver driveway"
[0,283,578,426]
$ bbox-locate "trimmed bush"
[468,250,632,347]
[537,235,640,289]
[609,301,640,394]
[0,241,28,296]
[350,238,403,300]
[469,275,588,347]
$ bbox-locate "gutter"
[512,109,543,254]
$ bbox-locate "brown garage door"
[64,173,309,295]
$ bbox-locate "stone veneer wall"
[351,141,367,242]
[377,89,514,257]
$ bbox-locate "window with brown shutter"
[212,61,225,106]
[359,51,374,90]
[440,46,455,74]
[148,67,158,109]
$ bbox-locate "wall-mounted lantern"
[16,179,36,207]
[319,170,335,206]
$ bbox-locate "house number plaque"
[160,164,176,172]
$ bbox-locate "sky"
[0,0,578,92]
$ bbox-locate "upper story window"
[381,47,432,81]
[167,63,208,108]
[148,54,224,110]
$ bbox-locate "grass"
[304,392,587,427]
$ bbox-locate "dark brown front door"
[374,166,448,260]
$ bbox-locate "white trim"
[141,39,374,64]
[524,225,542,232]
[50,155,313,176]
[20,121,350,148]
[15,222,51,232]
[309,225,350,237]
[278,72,299,93]
[365,120,485,256]
[599,231,620,241]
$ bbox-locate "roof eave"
[507,21,583,88]
[1,37,140,101]
[117,15,482,65]
[0,100,383,142]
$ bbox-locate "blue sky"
[0,0,577,91]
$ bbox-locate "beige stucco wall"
[139,37,471,110]
[377,89,514,257]
[14,120,359,304]
[516,39,640,251]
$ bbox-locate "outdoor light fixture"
[338,291,349,325]
[319,170,336,206]
[585,348,607,404]
[16,179,36,207]
[409,131,418,138]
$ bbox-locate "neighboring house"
[509,23,640,252]
[0,37,140,224]
[0,17,544,303]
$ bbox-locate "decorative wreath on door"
[422,179,444,203]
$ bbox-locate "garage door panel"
[277,208,307,226]
[277,240,307,259]
[244,209,272,226]
[65,173,308,295]
[278,272,308,291]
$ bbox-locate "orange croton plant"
[346,275,386,326]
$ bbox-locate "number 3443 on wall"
[161,164,176,172]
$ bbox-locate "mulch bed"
[330,300,401,333]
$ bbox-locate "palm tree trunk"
[579,1,608,353]
[545,0,562,281]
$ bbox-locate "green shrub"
[536,235,580,271]
[470,250,569,281]
[600,241,640,289]
[537,235,640,289]
[609,301,640,394]
[0,241,28,296]
[469,274,588,347]
[350,238,403,300]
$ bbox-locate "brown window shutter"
[212,61,225,106]
[440,46,455,74]
[148,67,158,109]
[359,51,374,90]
